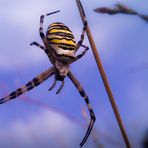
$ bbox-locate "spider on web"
[0,10,96,147]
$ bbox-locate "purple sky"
[0,0,148,147]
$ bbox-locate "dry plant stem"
[76,0,131,148]
[94,3,148,22]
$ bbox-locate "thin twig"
[76,0,131,148]
[94,3,148,22]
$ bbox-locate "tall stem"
[76,0,131,148]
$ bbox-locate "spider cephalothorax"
[0,10,96,147]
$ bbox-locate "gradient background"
[0,0,148,147]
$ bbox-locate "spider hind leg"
[68,71,96,147]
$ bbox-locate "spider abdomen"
[46,22,76,61]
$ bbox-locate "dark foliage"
[142,130,148,148]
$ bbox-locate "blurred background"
[0,0,148,147]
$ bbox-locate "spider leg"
[49,78,57,91]
[39,10,60,44]
[0,66,56,104]
[75,16,87,52]
[68,71,96,147]
[30,41,52,56]
[30,41,46,50]
[56,80,64,94]
[70,44,89,64]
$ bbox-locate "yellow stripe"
[47,34,76,42]
[50,39,76,46]
[49,29,73,35]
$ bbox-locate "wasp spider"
[0,10,96,147]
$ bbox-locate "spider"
[0,10,96,147]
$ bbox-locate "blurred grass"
[94,3,148,23]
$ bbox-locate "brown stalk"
[76,0,131,148]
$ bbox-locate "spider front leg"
[39,10,60,44]
[75,16,87,52]
[68,71,96,147]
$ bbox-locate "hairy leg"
[30,41,46,50]
[39,10,60,45]
[68,71,96,147]
[75,15,87,52]
[0,66,56,104]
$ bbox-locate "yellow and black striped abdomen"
[46,22,76,61]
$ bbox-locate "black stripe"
[48,29,73,36]
[90,109,96,119]
[0,98,5,104]
[47,37,76,43]
[80,89,85,97]
[50,42,75,48]
[32,77,40,86]
[9,91,16,96]
[17,91,23,96]
[57,54,75,59]
[48,27,70,32]
[9,91,17,99]
[77,40,83,46]
[44,49,49,54]
[40,15,44,23]
[27,85,34,91]
[83,21,87,29]
[26,81,32,87]
[17,88,22,92]
[40,32,45,38]
[40,46,45,50]
[47,32,74,39]
[49,25,69,29]
[51,22,65,25]
[16,88,23,96]
[58,46,75,51]
[48,26,70,31]
[85,97,90,104]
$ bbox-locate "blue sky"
[0,0,148,147]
